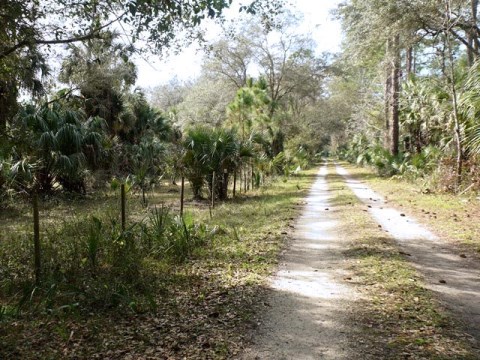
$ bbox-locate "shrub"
[143,206,215,261]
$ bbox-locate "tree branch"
[0,11,127,61]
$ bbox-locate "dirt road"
[239,164,359,359]
[336,163,480,351]
[239,162,480,358]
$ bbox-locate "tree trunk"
[441,40,447,77]
[384,39,392,150]
[446,0,464,189]
[33,193,41,285]
[413,47,417,74]
[467,32,474,67]
[244,166,247,192]
[472,0,479,60]
[215,171,229,201]
[271,130,284,157]
[239,168,242,193]
[406,46,414,77]
[121,184,126,231]
[390,35,401,156]
[251,165,254,189]
[452,92,463,188]
[211,172,215,208]
[0,80,18,132]
[233,171,236,197]
[180,176,184,217]
[223,171,229,199]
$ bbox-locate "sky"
[135,0,343,89]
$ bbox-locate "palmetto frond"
[182,126,243,199]
[465,124,480,155]
[56,123,83,154]
[461,60,480,155]
[14,102,105,192]
[38,131,58,151]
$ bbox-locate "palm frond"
[465,123,480,155]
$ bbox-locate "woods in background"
[335,0,480,192]
[1,1,326,203]
[4,0,480,203]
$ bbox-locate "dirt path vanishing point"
[239,164,360,360]
[335,163,480,351]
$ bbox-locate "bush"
[341,135,442,181]
[144,206,215,261]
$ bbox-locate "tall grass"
[0,206,214,316]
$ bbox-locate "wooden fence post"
[33,193,41,285]
[211,172,215,208]
[121,183,126,231]
[180,176,185,217]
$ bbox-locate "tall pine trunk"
[472,0,479,58]
[467,0,479,66]
[446,0,464,189]
[406,46,414,77]
[384,39,392,150]
[390,35,400,156]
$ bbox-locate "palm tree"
[461,60,480,155]
[183,126,249,200]
[183,126,214,200]
[13,102,104,193]
[130,137,166,205]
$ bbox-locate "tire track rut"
[335,162,480,351]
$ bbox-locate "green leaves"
[11,102,105,192]
[465,124,480,154]
[227,78,272,141]
[183,126,243,199]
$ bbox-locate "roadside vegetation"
[0,169,316,358]
[0,2,326,358]
[1,2,328,357]
[334,1,480,196]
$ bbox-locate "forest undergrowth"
[0,170,317,359]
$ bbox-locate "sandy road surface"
[239,164,359,360]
